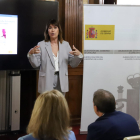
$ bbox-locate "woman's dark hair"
[44,19,63,43]
[93,89,116,113]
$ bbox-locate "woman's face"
[48,24,59,40]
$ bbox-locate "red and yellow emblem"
[85,25,115,40]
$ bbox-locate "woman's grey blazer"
[28,40,83,93]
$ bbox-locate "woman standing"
[18,90,76,140]
[28,19,83,95]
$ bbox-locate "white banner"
[81,5,140,133]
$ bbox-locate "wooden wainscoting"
[36,63,83,125]
[66,63,83,125]
[64,0,84,125]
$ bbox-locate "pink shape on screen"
[2,29,6,38]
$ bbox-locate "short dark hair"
[93,89,116,113]
[44,19,63,43]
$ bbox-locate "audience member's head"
[27,90,71,140]
[93,89,116,116]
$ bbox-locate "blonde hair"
[27,90,71,140]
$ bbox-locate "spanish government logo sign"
[85,25,115,40]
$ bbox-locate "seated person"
[18,90,76,140]
[87,89,140,140]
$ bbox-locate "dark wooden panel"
[65,0,83,52]
[36,64,83,125]
[64,0,83,125]
[89,0,99,4]
[67,64,83,125]
[104,0,116,4]
[68,63,83,75]
[57,0,65,39]
[66,75,82,125]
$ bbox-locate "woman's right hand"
[29,46,41,54]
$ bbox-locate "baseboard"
[79,130,87,134]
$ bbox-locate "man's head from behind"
[93,89,116,116]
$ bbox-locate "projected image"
[2,29,6,38]
[0,14,18,54]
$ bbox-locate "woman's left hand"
[69,45,81,56]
